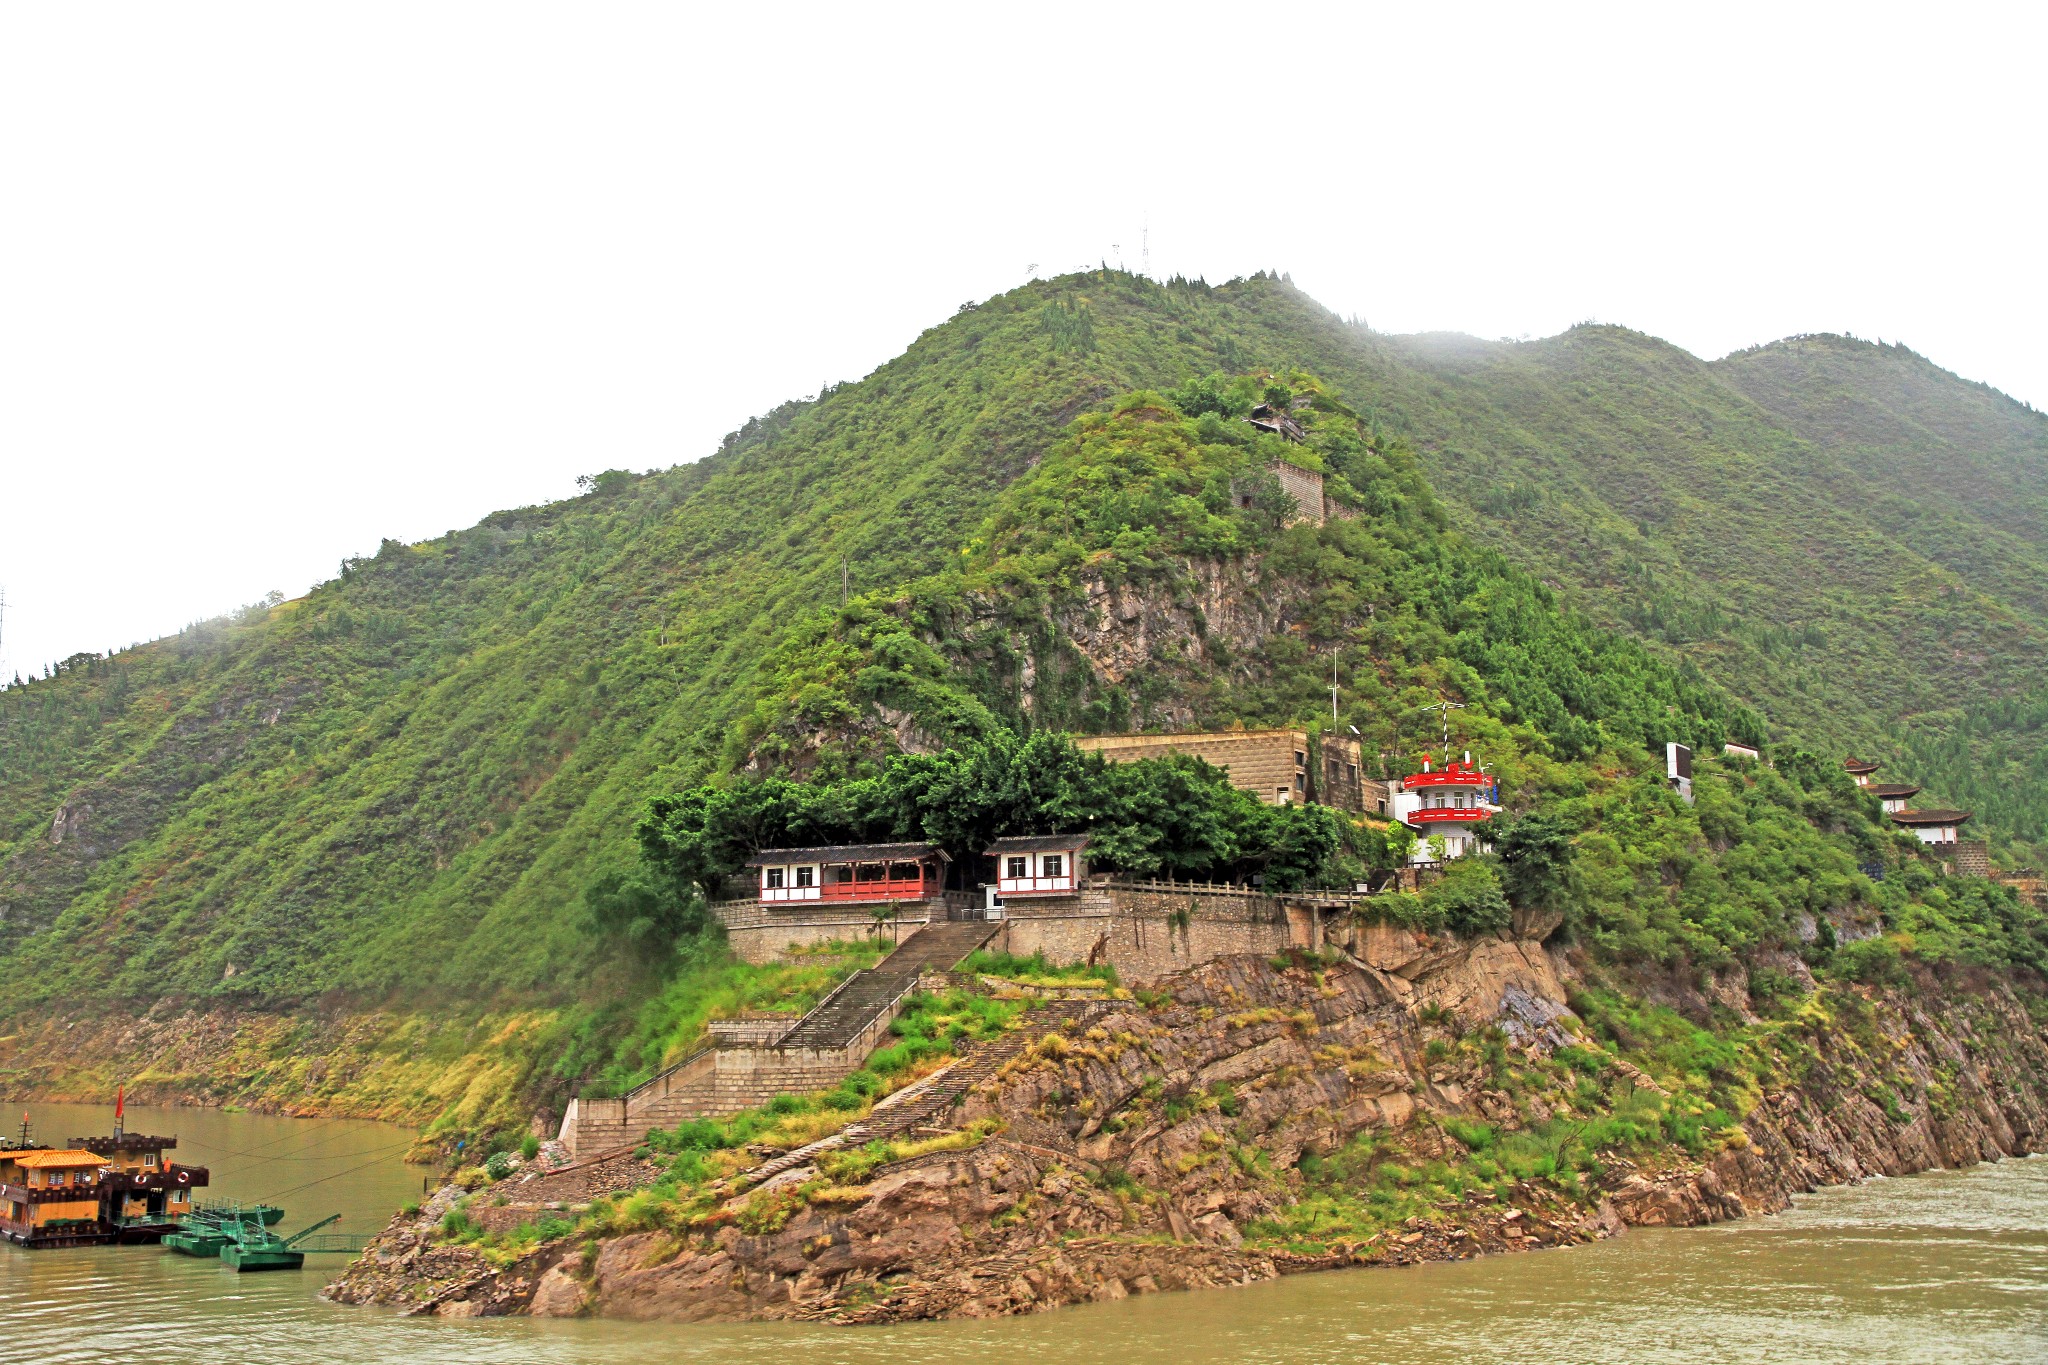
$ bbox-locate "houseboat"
[0,1147,112,1248]
[74,1129,207,1241]
[0,1109,209,1247]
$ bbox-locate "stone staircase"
[776,920,999,1051]
[558,918,999,1154]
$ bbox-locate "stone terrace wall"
[991,883,1296,983]
[712,899,935,965]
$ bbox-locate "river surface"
[2,1101,2044,1364]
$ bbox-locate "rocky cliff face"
[327,929,2048,1324]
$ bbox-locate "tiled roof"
[1867,784,1922,798]
[1844,758,1881,774]
[743,843,944,866]
[7,1149,111,1168]
[985,834,1090,855]
[1889,809,1972,825]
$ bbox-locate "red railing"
[1406,807,1493,826]
[818,878,929,903]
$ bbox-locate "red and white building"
[1392,756,1499,863]
[985,835,1089,898]
[745,843,948,905]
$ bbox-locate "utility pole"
[841,556,850,607]
[1331,651,1340,724]
[0,585,9,685]
[1420,698,1467,759]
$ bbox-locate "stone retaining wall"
[712,900,933,965]
[987,883,1297,983]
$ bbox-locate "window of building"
[1347,763,1358,780]
[1294,751,1307,767]
[794,865,815,888]
[1007,856,1028,879]
[856,863,886,882]
[765,866,785,889]
[1043,854,1063,879]
[888,862,919,881]
[144,1152,158,1168]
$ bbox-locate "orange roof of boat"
[6,1149,111,1168]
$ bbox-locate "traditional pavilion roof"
[743,843,945,867]
[7,1149,112,1168]
[985,834,1090,855]
[1867,783,1922,799]
[1889,809,1972,826]
[1844,758,1881,775]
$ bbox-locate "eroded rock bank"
[327,928,2048,1323]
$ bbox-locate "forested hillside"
[2,270,2043,1049]
[1336,325,2048,852]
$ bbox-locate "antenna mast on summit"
[0,585,9,683]
[1142,221,1150,279]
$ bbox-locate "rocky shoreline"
[325,929,2048,1323]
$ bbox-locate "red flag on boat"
[115,1084,124,1122]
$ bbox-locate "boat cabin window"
[144,1152,158,1168]
[1043,854,1063,878]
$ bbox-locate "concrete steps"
[560,918,999,1153]
[774,920,996,1051]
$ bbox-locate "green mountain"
[1344,326,2048,847]
[2,272,2043,1119]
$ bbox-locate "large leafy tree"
[636,730,1348,897]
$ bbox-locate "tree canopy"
[637,729,1349,897]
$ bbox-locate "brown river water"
[2,1100,2044,1364]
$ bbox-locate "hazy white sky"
[2,3,2041,675]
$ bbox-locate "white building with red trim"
[744,843,948,905]
[985,835,1088,898]
[1391,756,1499,863]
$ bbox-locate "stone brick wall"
[1267,459,1326,526]
[1316,733,1366,812]
[711,899,933,964]
[988,883,1296,983]
[707,1018,796,1047]
[1076,730,1309,806]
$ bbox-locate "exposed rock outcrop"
[331,930,2048,1324]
